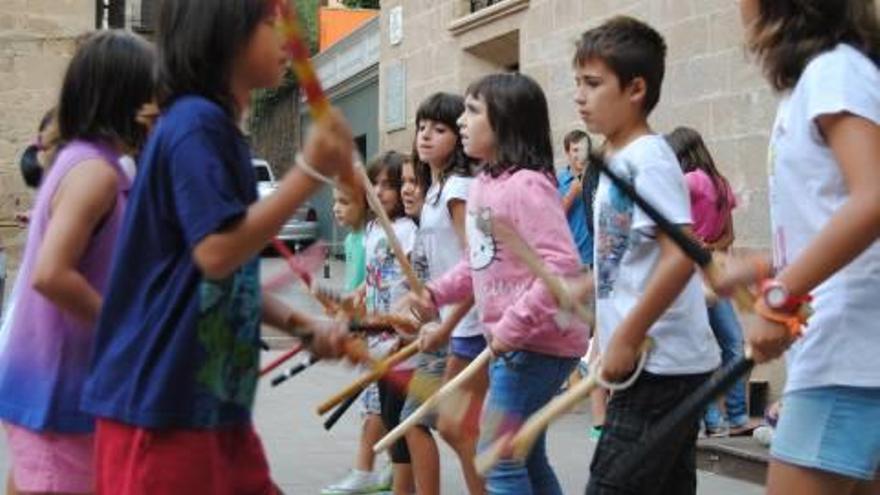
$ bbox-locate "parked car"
[253,158,318,252]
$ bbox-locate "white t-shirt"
[364,217,419,370]
[768,44,880,393]
[593,135,720,375]
[412,176,482,338]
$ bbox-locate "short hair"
[745,0,880,92]
[157,0,272,116]
[573,16,667,115]
[563,129,589,153]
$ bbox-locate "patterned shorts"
[400,348,448,428]
[360,382,381,416]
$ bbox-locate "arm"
[31,160,118,324]
[449,200,468,249]
[746,114,880,363]
[426,258,473,307]
[194,109,353,279]
[560,177,583,214]
[492,175,584,351]
[420,297,475,352]
[777,114,880,295]
[602,228,696,379]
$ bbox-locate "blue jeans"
[478,350,577,495]
[704,299,749,428]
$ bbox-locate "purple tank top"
[0,140,131,433]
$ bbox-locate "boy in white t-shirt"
[730,1,880,493]
[574,17,720,495]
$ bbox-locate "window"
[470,0,505,14]
[95,0,126,29]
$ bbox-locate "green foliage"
[342,0,380,8]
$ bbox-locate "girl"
[0,31,155,495]
[401,156,430,224]
[365,151,418,495]
[322,183,390,495]
[403,93,486,495]
[666,126,750,437]
[78,0,356,492]
[734,1,880,494]
[412,73,589,495]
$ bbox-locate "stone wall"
[377,0,818,250]
[0,1,93,276]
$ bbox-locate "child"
[0,31,155,495]
[79,1,356,492]
[365,151,418,495]
[403,93,486,495]
[558,129,594,267]
[401,156,429,225]
[322,178,391,495]
[666,126,750,438]
[573,17,721,494]
[411,73,589,495]
[558,129,606,442]
[735,1,880,493]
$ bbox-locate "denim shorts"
[450,335,487,360]
[771,386,880,480]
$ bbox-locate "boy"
[558,129,594,267]
[573,16,720,495]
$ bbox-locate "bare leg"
[438,355,488,495]
[767,460,859,495]
[356,413,385,472]
[405,427,440,495]
[852,476,880,495]
[391,463,414,495]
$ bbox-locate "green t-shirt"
[344,230,366,292]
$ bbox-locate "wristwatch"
[759,279,811,314]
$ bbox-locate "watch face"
[765,286,788,308]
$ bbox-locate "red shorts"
[95,419,278,495]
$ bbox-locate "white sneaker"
[376,463,393,490]
[320,470,383,494]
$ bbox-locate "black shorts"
[377,370,413,464]
[585,370,712,495]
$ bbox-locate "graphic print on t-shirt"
[410,234,430,283]
[366,237,400,313]
[196,257,261,410]
[467,207,499,271]
[596,166,635,298]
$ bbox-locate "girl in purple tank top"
[0,31,155,495]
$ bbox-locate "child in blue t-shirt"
[80,0,357,492]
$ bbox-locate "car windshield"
[254,166,272,182]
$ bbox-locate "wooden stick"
[492,221,593,326]
[354,165,423,293]
[373,348,491,454]
[316,340,421,415]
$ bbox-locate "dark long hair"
[412,92,474,205]
[666,127,731,212]
[156,0,272,116]
[367,151,407,221]
[465,73,555,181]
[54,30,155,162]
[746,0,880,91]
[18,109,55,188]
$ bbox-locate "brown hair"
[563,129,589,153]
[666,127,731,213]
[745,0,880,92]
[367,150,407,220]
[573,16,667,115]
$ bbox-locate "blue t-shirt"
[81,96,262,429]
[557,167,593,265]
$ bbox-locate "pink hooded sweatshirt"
[429,169,589,358]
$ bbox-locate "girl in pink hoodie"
[412,73,590,495]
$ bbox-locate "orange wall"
[319,8,377,52]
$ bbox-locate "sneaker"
[589,425,603,442]
[376,464,393,491]
[753,425,774,447]
[320,470,384,494]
